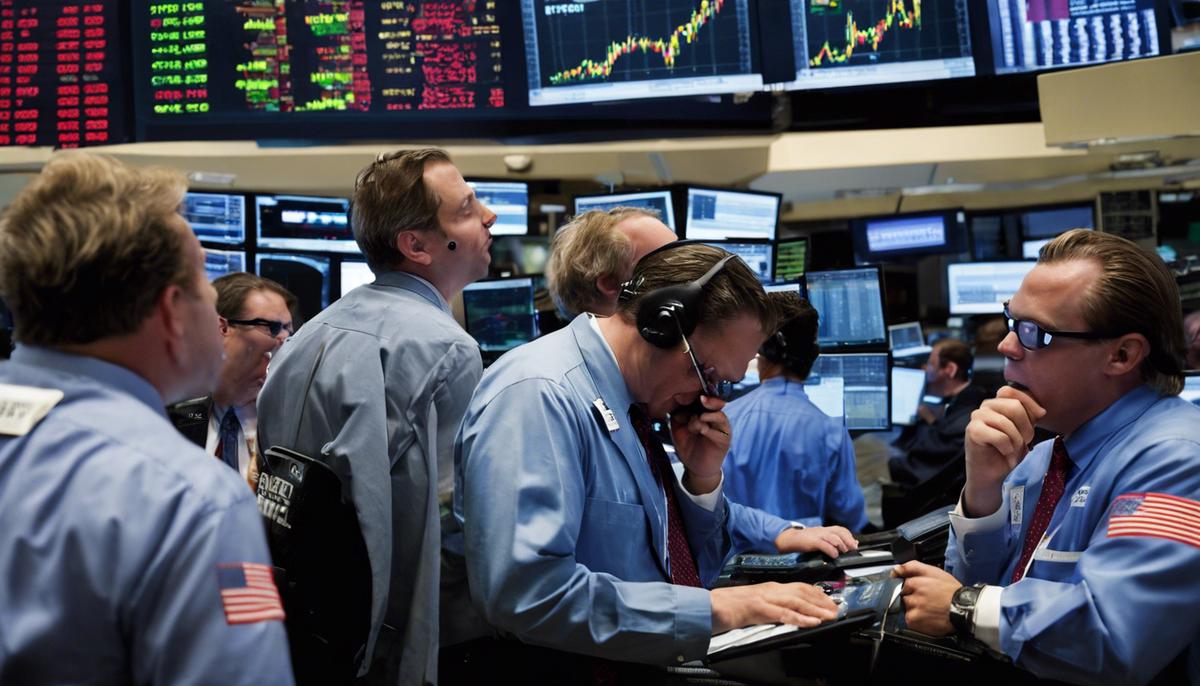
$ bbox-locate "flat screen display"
[805,352,891,431]
[946,261,1036,315]
[684,187,780,241]
[573,190,676,232]
[890,365,926,426]
[704,241,773,284]
[204,248,246,281]
[339,260,372,297]
[469,180,529,237]
[256,252,331,323]
[784,0,975,90]
[986,0,1161,75]
[774,238,808,282]
[255,194,358,254]
[461,277,539,353]
[521,0,763,106]
[805,267,887,348]
[852,211,968,263]
[183,192,246,245]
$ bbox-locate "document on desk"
[708,624,801,656]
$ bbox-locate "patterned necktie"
[1011,436,1071,583]
[215,409,241,472]
[628,404,702,588]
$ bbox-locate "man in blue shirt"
[895,229,1200,685]
[724,293,868,532]
[456,243,841,677]
[0,152,293,684]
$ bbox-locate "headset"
[758,297,820,373]
[617,242,738,349]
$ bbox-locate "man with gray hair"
[257,148,496,685]
[0,152,292,684]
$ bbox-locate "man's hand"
[892,561,961,637]
[963,385,1046,516]
[670,394,731,496]
[710,582,839,634]
[775,526,857,558]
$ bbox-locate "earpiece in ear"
[447,240,457,251]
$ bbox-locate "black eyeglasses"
[1002,302,1115,351]
[227,318,294,338]
[679,330,733,400]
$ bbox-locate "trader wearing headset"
[454,243,840,679]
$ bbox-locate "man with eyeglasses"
[546,208,859,558]
[168,272,296,485]
[894,230,1200,684]
[256,148,496,686]
[454,243,841,681]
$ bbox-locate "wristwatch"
[948,583,987,637]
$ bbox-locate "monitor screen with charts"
[806,267,887,348]
[774,238,808,282]
[339,261,374,298]
[573,190,677,232]
[204,249,246,282]
[684,187,781,241]
[888,322,932,358]
[468,180,529,236]
[184,192,247,245]
[805,353,891,431]
[947,261,1036,315]
[255,194,358,254]
[462,277,540,353]
[705,241,774,284]
[891,366,926,426]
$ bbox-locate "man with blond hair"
[0,152,292,684]
[896,229,1200,684]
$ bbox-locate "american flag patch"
[1106,493,1200,548]
[217,562,285,625]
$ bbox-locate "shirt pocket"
[577,496,657,581]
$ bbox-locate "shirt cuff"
[949,491,1008,537]
[672,462,723,511]
[972,584,1003,653]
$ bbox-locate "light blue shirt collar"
[374,270,450,313]
[573,314,636,419]
[1063,384,1159,472]
[10,345,165,416]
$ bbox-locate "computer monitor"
[805,353,891,431]
[339,261,374,298]
[255,194,358,254]
[461,277,540,353]
[521,0,764,107]
[783,0,975,90]
[684,187,781,241]
[764,281,807,300]
[704,241,774,284]
[851,211,969,263]
[204,249,246,281]
[805,267,887,348]
[1021,204,1094,239]
[774,238,808,282]
[985,0,1162,76]
[468,180,529,236]
[947,261,1037,315]
[1181,372,1200,404]
[891,366,926,427]
[255,253,332,324]
[489,236,550,278]
[573,190,676,232]
[183,192,246,245]
[888,322,932,358]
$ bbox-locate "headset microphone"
[447,240,457,251]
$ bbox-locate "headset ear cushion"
[636,283,703,349]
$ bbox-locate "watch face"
[955,585,981,608]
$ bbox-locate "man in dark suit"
[168,272,296,486]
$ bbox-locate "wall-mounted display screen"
[573,190,676,232]
[204,248,246,281]
[684,186,780,241]
[946,260,1036,315]
[183,192,246,245]
[986,0,1161,75]
[783,0,975,90]
[255,194,358,254]
[469,179,529,236]
[0,1,126,147]
[851,210,969,263]
[521,0,763,106]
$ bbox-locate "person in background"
[724,292,869,532]
[546,208,858,557]
[889,338,988,487]
[456,243,842,680]
[895,229,1200,684]
[0,151,293,684]
[1184,309,1200,370]
[168,272,296,487]
[256,148,495,685]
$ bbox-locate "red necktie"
[1011,436,1071,583]
[629,405,702,588]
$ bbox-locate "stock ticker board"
[136,1,507,138]
[0,1,125,147]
